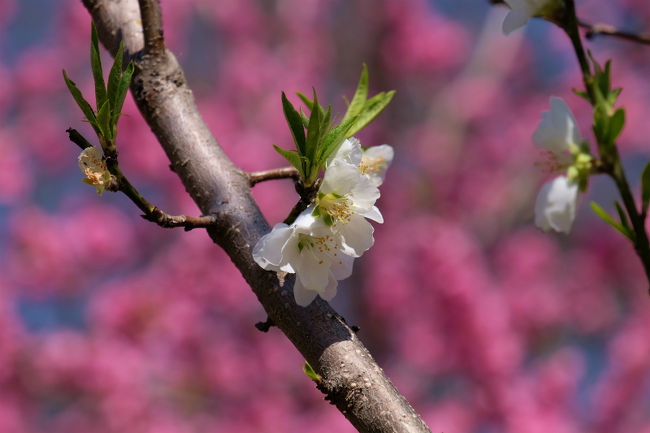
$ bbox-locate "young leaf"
[341,63,368,124]
[302,361,322,382]
[608,107,625,143]
[318,115,357,164]
[346,90,395,138]
[305,89,321,164]
[111,61,134,129]
[96,99,112,139]
[281,92,306,156]
[90,23,107,111]
[107,40,125,115]
[296,91,326,119]
[641,162,650,213]
[62,70,101,136]
[273,145,305,178]
[590,201,634,241]
[614,200,632,233]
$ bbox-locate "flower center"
[314,192,352,225]
[297,233,343,265]
[359,156,386,175]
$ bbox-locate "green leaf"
[296,91,326,119]
[90,23,107,111]
[96,99,111,139]
[273,145,305,178]
[305,89,321,164]
[590,201,634,241]
[346,90,395,138]
[341,63,368,124]
[318,116,357,164]
[62,69,101,136]
[107,40,125,115]
[302,361,321,383]
[572,88,591,103]
[641,162,650,213]
[281,92,306,156]
[614,200,632,232]
[299,108,309,128]
[111,61,134,130]
[608,107,625,143]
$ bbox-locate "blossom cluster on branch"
[254,138,393,305]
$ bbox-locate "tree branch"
[249,166,300,186]
[80,0,431,431]
[578,19,650,45]
[137,0,165,55]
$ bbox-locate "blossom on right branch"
[502,0,563,35]
[532,97,591,234]
[535,176,579,234]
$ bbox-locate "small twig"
[67,129,216,231]
[137,0,165,55]
[579,19,650,45]
[248,167,300,186]
[67,128,94,150]
[141,208,218,231]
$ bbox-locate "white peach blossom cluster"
[253,138,393,306]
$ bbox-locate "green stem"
[563,0,650,289]
[609,154,650,287]
[563,0,594,101]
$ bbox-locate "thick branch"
[81,1,431,432]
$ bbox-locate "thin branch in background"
[248,167,300,186]
[578,19,650,45]
[488,0,650,46]
[137,0,165,55]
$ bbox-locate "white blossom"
[359,145,393,187]
[328,137,394,187]
[502,0,557,35]
[315,160,382,256]
[78,146,112,194]
[533,97,582,166]
[534,176,578,234]
[252,209,355,306]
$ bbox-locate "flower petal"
[293,278,319,307]
[330,252,354,280]
[253,223,295,272]
[319,274,339,302]
[338,214,375,257]
[534,176,578,234]
[327,137,363,167]
[361,144,394,186]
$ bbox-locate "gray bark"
[80,1,431,431]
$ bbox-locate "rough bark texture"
[80,1,432,432]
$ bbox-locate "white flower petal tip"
[502,0,558,35]
[534,176,578,234]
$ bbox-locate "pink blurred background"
[2,0,650,431]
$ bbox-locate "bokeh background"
[2,0,650,431]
